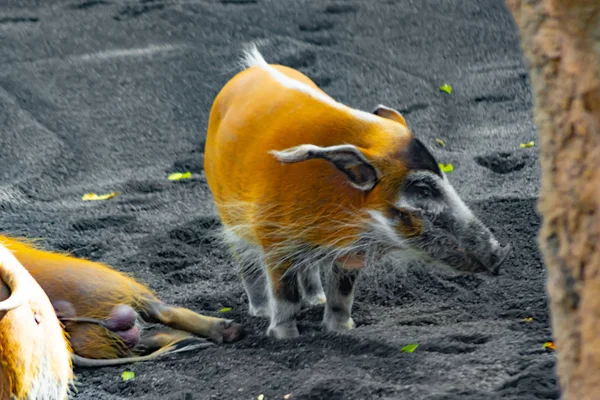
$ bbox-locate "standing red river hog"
[0,242,72,400]
[0,235,244,370]
[203,45,512,339]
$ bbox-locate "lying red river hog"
[0,242,72,400]
[0,235,244,373]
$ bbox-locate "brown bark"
[505,0,600,398]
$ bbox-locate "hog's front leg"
[323,262,360,332]
[298,263,326,306]
[265,261,301,339]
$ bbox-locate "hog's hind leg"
[225,231,270,317]
[265,257,302,339]
[136,328,214,353]
[139,298,244,344]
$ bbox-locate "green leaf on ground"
[168,172,192,181]
[400,344,419,353]
[439,84,452,94]
[82,192,118,201]
[121,371,135,381]
[519,141,535,148]
[438,163,454,173]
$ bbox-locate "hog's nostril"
[491,243,512,273]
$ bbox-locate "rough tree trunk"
[505,0,600,398]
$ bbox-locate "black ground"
[0,0,557,399]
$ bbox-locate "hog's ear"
[372,104,407,127]
[405,137,442,177]
[270,144,381,191]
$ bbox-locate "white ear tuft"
[269,145,319,163]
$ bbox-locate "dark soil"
[0,0,556,399]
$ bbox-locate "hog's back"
[204,65,387,246]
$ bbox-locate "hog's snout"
[467,219,512,275]
[402,206,511,276]
[488,242,512,275]
[447,219,512,275]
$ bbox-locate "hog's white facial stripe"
[396,171,476,224]
[241,45,381,124]
[440,174,475,223]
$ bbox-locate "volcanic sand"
[0,0,556,399]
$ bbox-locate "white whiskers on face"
[366,210,407,250]
[214,198,414,281]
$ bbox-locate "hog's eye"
[405,180,440,199]
[413,184,432,197]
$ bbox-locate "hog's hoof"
[223,321,245,343]
[323,317,355,333]
[211,319,245,343]
[266,322,300,339]
[248,303,270,318]
[303,293,327,307]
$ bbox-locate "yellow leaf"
[283,395,292,399]
[435,138,446,148]
[82,192,118,201]
[438,163,454,173]
[523,317,533,322]
[219,307,232,313]
[519,141,535,148]
[542,341,555,350]
[439,84,452,94]
[168,172,192,181]
[121,371,135,381]
[400,343,419,353]
[257,395,265,400]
